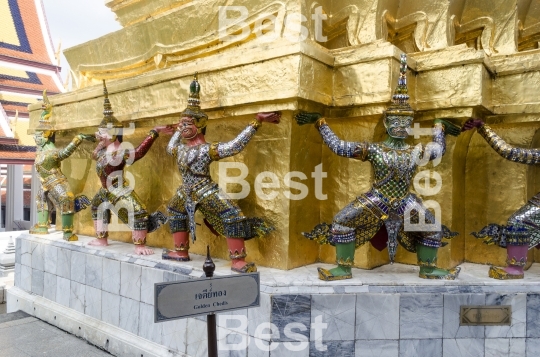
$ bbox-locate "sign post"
[154,246,260,356]
[203,246,218,357]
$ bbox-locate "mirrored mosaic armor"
[470,123,540,279]
[299,54,461,281]
[163,74,273,273]
[90,81,166,250]
[166,122,268,241]
[313,120,452,254]
[91,130,158,233]
[30,90,91,241]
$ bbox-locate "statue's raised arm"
[209,112,280,160]
[463,118,540,164]
[421,118,461,162]
[463,117,540,280]
[295,111,369,160]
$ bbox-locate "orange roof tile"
[0,100,29,114]
[0,143,36,164]
[0,149,35,159]
[0,0,56,66]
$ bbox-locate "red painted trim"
[0,138,19,144]
[0,84,60,96]
[4,110,29,118]
[0,54,61,73]
[0,159,34,165]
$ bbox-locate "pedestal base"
[0,265,15,277]
[9,232,540,357]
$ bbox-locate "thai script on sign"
[195,288,227,300]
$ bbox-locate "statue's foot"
[63,234,78,242]
[135,245,154,255]
[317,266,352,281]
[231,261,257,273]
[419,266,461,280]
[88,238,109,246]
[162,249,191,261]
[488,266,524,280]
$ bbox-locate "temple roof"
[0,140,36,164]
[0,0,59,67]
[0,0,61,163]
[0,0,63,119]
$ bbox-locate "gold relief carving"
[454,0,519,56]
[379,1,467,52]
[66,0,540,90]
[307,1,368,49]
[154,54,164,69]
[67,2,287,84]
[105,0,194,27]
[518,0,540,51]
[383,10,430,52]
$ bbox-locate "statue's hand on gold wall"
[461,118,485,132]
[434,119,461,137]
[256,111,281,124]
[79,134,97,142]
[154,125,175,135]
[294,111,321,126]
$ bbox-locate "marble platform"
[7,232,540,357]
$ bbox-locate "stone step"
[0,313,113,356]
[0,310,33,326]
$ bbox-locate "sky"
[42,0,122,80]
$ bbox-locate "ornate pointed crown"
[98,80,123,129]
[385,54,414,118]
[36,89,54,132]
[180,73,208,129]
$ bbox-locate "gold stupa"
[29,0,540,269]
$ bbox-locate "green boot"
[30,210,49,234]
[417,244,460,280]
[61,213,78,241]
[318,242,355,281]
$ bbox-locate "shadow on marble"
[355,340,398,357]
[311,294,356,341]
[400,294,443,339]
[271,295,311,342]
[356,294,399,340]
[399,339,442,357]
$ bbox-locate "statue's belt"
[41,174,68,191]
[362,189,419,218]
